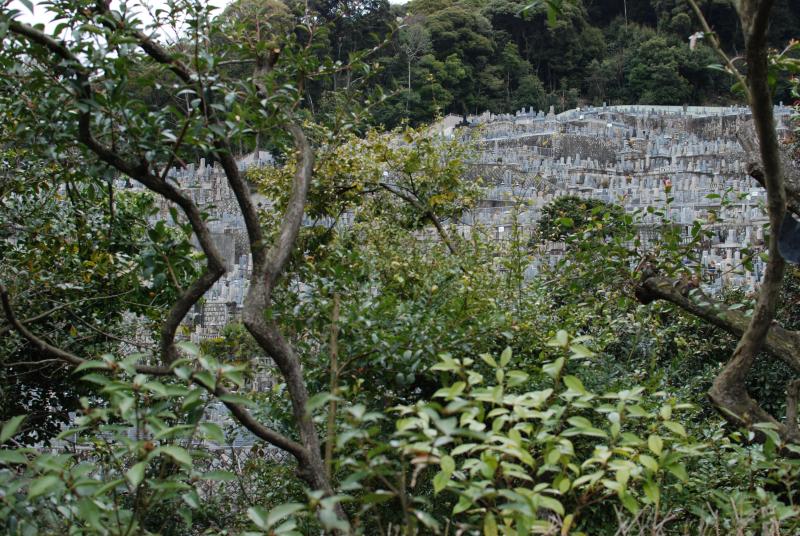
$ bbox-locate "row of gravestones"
[119,106,791,340]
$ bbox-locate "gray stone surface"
[124,105,794,342]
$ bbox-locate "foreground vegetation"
[1,0,799,534]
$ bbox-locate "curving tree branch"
[379,182,464,261]
[7,19,226,366]
[637,0,798,441]
[706,0,787,434]
[4,9,343,507]
[238,123,342,502]
[634,276,800,374]
[1,285,170,375]
[1,284,309,460]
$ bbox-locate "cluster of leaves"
[314,343,800,535]
[240,182,799,533]
[1,3,799,534]
[0,346,250,535]
[248,125,481,227]
[0,144,203,444]
[390,345,700,534]
[532,195,627,244]
[4,166,800,535]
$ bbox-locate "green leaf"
[643,479,660,504]
[440,455,455,474]
[638,454,658,473]
[543,357,565,380]
[567,416,593,428]
[569,343,595,359]
[264,503,305,529]
[538,495,564,516]
[0,450,28,464]
[183,489,200,509]
[74,360,110,372]
[192,371,216,390]
[480,353,497,368]
[648,434,663,456]
[433,470,450,493]
[319,502,350,532]
[248,506,270,529]
[18,0,34,14]
[484,512,498,536]
[1,415,25,444]
[620,491,639,514]
[176,341,200,356]
[28,475,61,499]
[453,495,472,514]
[217,393,257,407]
[93,478,125,497]
[506,370,529,389]
[158,446,192,466]
[305,392,338,415]
[414,509,441,531]
[126,462,147,487]
[499,346,512,367]
[666,463,688,482]
[272,519,300,535]
[79,373,110,386]
[563,375,586,394]
[547,330,569,348]
[662,421,687,438]
[76,497,102,529]
[200,422,225,443]
[200,470,236,481]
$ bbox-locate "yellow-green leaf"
[483,512,498,536]
[648,434,663,456]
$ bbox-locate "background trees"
[365,0,799,126]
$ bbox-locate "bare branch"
[217,59,257,67]
[1,285,171,376]
[217,151,267,268]
[634,276,800,373]
[380,182,464,263]
[263,124,314,283]
[687,0,751,101]
[426,210,461,258]
[1,284,306,457]
[65,309,152,350]
[325,293,340,478]
[0,291,134,337]
[215,385,309,460]
[6,21,85,72]
[379,181,421,208]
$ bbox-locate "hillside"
[306,0,800,126]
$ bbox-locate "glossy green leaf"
[0,415,25,444]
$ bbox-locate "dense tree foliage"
[366,0,799,126]
[130,0,800,128]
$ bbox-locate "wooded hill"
[290,0,800,126]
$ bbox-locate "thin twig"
[687,0,751,101]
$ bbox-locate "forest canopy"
[316,0,800,125]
